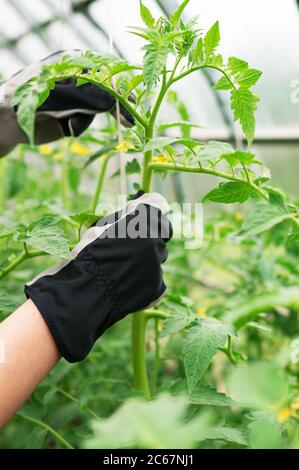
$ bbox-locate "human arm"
[0,299,61,428]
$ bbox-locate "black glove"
[0,50,135,157]
[24,192,172,363]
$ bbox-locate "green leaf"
[143,41,172,89]
[0,291,17,314]
[227,362,288,409]
[170,0,191,28]
[144,137,179,152]
[230,87,260,146]
[139,0,155,28]
[266,187,288,211]
[84,394,210,449]
[18,395,46,421]
[113,158,141,177]
[12,72,55,145]
[204,21,220,60]
[160,309,192,338]
[198,425,249,446]
[69,211,100,227]
[213,75,232,90]
[171,379,237,407]
[287,222,299,244]
[183,318,234,393]
[222,150,255,167]
[27,428,47,449]
[227,56,248,75]
[126,158,141,175]
[20,215,72,259]
[240,203,290,237]
[236,68,262,87]
[203,182,258,204]
[248,412,284,449]
[197,140,234,160]
[191,37,204,65]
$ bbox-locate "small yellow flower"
[115,140,136,153]
[70,142,90,156]
[276,406,292,423]
[196,308,207,317]
[39,144,52,155]
[152,154,172,164]
[235,211,244,222]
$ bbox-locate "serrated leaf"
[204,21,220,60]
[198,425,249,446]
[85,394,210,449]
[70,211,100,227]
[143,41,172,89]
[236,68,262,87]
[20,215,71,259]
[227,56,248,75]
[266,187,288,211]
[183,318,234,393]
[240,203,290,237]
[230,87,260,146]
[191,37,204,64]
[222,150,255,166]
[171,379,237,407]
[203,182,258,204]
[12,73,55,145]
[139,0,155,28]
[214,75,232,90]
[170,0,191,28]
[207,54,223,67]
[160,310,192,338]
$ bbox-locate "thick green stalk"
[90,151,113,213]
[131,312,151,399]
[223,287,299,329]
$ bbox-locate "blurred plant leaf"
[183,318,235,392]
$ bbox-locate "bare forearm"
[0,299,61,428]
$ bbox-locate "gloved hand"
[0,50,135,157]
[24,192,172,363]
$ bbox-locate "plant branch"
[172,64,237,93]
[53,386,100,420]
[54,73,148,129]
[149,162,269,201]
[17,413,74,449]
[131,312,151,399]
[90,150,114,213]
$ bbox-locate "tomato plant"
[0,0,299,449]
